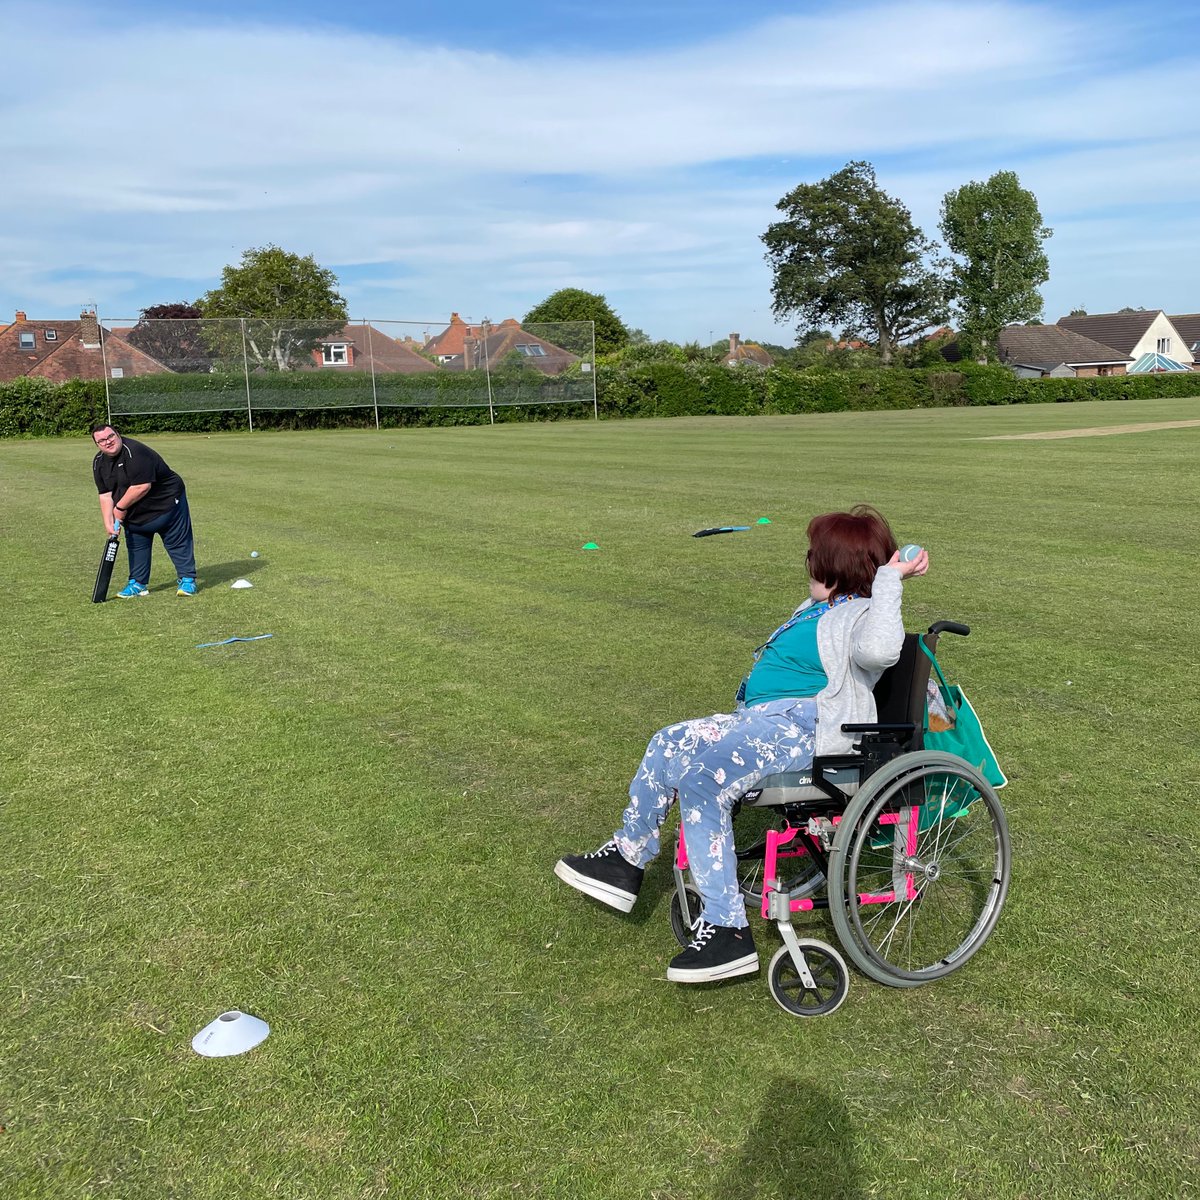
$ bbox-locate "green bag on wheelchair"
[920,641,1008,791]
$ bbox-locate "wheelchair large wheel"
[732,806,825,907]
[828,751,1010,988]
[767,941,849,1018]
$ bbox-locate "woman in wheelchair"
[555,505,928,985]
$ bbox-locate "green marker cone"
[582,542,600,550]
[756,517,772,525]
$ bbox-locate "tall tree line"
[763,163,1051,363]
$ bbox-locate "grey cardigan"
[801,566,906,755]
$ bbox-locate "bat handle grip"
[112,519,121,535]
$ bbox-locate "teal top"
[742,603,828,706]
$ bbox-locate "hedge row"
[3,362,1198,438]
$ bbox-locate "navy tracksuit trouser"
[124,490,196,585]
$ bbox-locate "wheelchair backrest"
[870,631,938,751]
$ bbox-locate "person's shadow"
[713,1077,862,1200]
[198,559,266,588]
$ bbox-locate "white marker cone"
[230,579,253,589]
[192,1009,270,1057]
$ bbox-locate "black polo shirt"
[93,437,185,523]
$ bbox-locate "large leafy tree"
[124,302,216,373]
[762,161,948,365]
[939,170,1051,361]
[199,246,348,371]
[523,288,629,356]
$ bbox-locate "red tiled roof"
[0,315,174,382]
[425,312,479,357]
[308,324,438,374]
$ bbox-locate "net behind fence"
[101,315,596,422]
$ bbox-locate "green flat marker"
[756,517,772,525]
[582,542,600,550]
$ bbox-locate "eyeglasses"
[95,433,118,445]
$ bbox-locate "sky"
[2,0,1198,344]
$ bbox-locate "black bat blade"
[92,534,121,603]
[692,526,751,538]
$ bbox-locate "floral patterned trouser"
[613,698,818,928]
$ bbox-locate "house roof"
[723,342,774,367]
[0,315,172,382]
[998,324,1130,370]
[432,316,578,374]
[1055,310,1163,354]
[1167,313,1200,352]
[424,312,478,357]
[312,324,438,373]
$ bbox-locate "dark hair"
[90,421,118,436]
[806,505,898,600]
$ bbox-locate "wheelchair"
[670,621,1011,1018]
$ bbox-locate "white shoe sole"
[554,860,637,913]
[667,951,760,984]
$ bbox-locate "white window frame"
[44,329,58,341]
[322,343,349,365]
[515,343,547,357]
[1157,337,1171,355]
[18,331,35,349]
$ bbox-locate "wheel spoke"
[836,761,1009,983]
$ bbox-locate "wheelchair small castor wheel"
[669,884,703,947]
[767,939,850,1018]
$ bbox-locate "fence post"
[366,319,380,430]
[240,319,254,432]
[97,308,113,424]
[483,333,495,425]
[591,320,598,420]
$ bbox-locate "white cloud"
[2,0,1198,339]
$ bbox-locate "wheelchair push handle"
[928,620,970,637]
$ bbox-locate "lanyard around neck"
[751,593,859,662]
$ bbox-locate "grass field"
[2,397,1198,1199]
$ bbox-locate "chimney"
[729,333,740,356]
[449,312,462,324]
[15,310,27,323]
[80,309,101,348]
[462,335,477,370]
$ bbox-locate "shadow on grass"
[198,559,267,588]
[714,1077,862,1200]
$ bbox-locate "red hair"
[806,505,898,600]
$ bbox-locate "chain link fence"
[101,316,596,427]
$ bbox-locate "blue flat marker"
[196,634,274,649]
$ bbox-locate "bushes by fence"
[2,362,1198,438]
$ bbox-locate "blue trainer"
[117,580,149,598]
[177,576,198,596]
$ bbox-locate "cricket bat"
[91,530,121,603]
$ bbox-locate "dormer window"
[515,343,547,357]
[44,329,57,341]
[19,331,35,349]
[322,343,349,365]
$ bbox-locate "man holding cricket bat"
[91,423,198,598]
